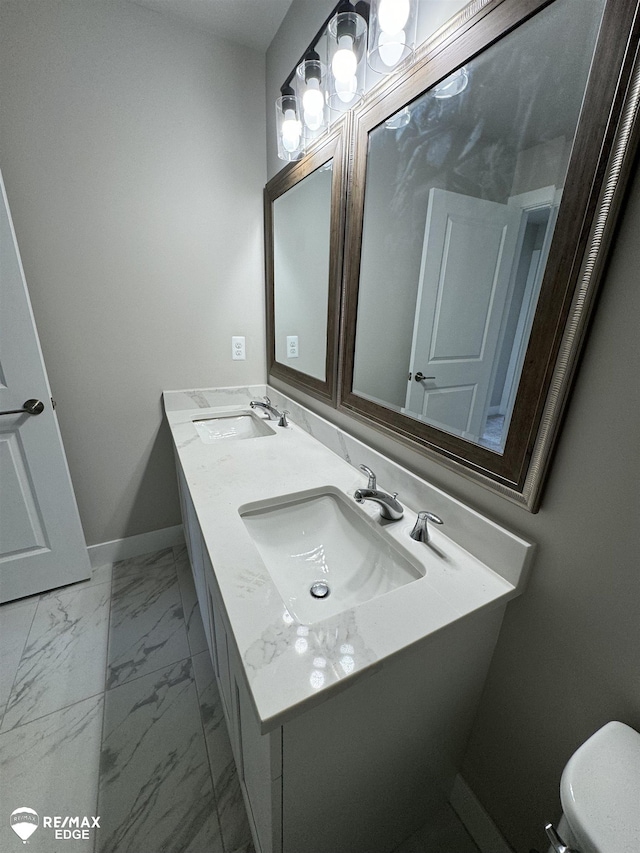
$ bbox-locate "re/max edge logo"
[43,815,101,837]
[10,808,101,843]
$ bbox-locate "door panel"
[0,431,48,555]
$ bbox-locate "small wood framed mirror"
[265,123,348,405]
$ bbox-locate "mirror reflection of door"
[349,0,607,469]
[405,185,558,450]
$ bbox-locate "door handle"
[414,372,436,382]
[0,399,45,416]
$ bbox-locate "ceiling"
[128,0,294,52]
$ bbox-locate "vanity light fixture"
[367,0,417,74]
[276,1,370,160]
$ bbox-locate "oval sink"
[239,488,424,623]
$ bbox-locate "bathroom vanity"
[164,385,534,853]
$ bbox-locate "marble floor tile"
[86,561,113,589]
[1,582,110,732]
[0,693,103,853]
[107,550,190,689]
[0,598,38,720]
[97,657,222,853]
[39,562,113,599]
[192,651,254,853]
[175,547,208,656]
[113,547,175,578]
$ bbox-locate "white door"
[0,171,90,603]
[405,188,521,441]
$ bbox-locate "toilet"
[546,721,640,852]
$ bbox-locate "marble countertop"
[164,386,534,733]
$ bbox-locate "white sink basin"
[193,411,275,442]
[239,488,424,624]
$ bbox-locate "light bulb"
[281,109,301,153]
[378,0,410,35]
[332,35,357,82]
[303,79,324,116]
[377,29,405,67]
[335,74,357,104]
[304,109,323,131]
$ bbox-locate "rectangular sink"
[239,488,424,624]
[193,411,275,442]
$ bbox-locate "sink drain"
[310,581,330,599]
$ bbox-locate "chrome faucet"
[409,511,444,542]
[354,464,404,521]
[250,395,282,421]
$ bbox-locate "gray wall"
[0,0,267,546]
[266,3,640,851]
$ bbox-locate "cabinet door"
[203,555,239,758]
[235,673,282,853]
[175,463,213,656]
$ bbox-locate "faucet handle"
[410,511,444,543]
[263,395,271,405]
[359,464,376,490]
[278,410,289,428]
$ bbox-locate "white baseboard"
[450,774,515,853]
[87,524,184,568]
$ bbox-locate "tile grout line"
[0,595,40,733]
[191,650,227,853]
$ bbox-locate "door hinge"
[51,397,57,409]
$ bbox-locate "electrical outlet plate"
[232,336,246,360]
[287,335,299,358]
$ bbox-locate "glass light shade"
[327,10,367,112]
[296,57,328,141]
[276,94,304,161]
[368,0,417,74]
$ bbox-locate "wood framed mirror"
[265,123,348,405]
[339,0,640,510]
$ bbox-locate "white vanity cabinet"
[166,388,532,853]
[176,458,508,853]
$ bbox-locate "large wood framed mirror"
[339,0,640,510]
[265,124,348,404]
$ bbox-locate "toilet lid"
[560,721,640,853]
